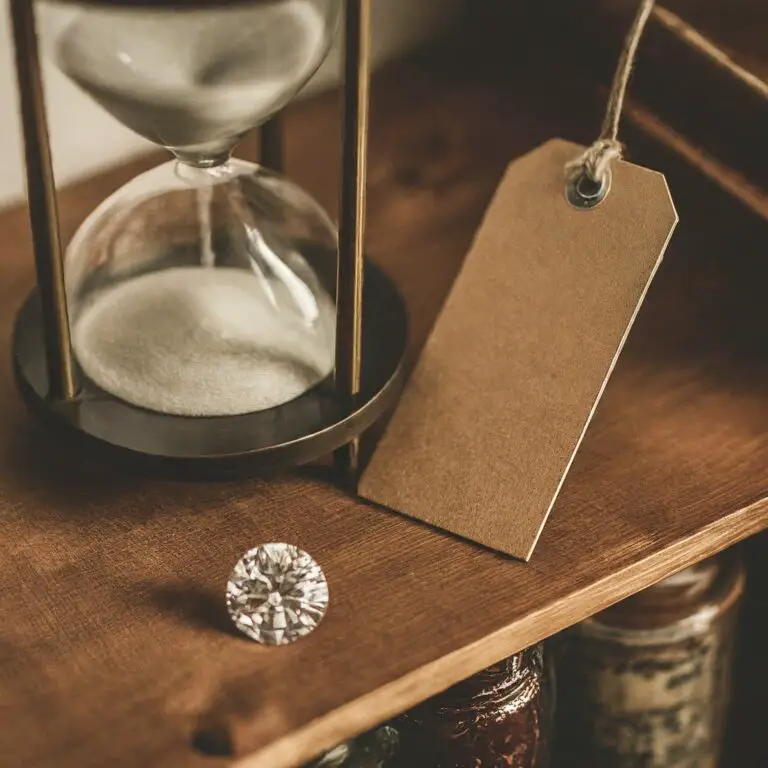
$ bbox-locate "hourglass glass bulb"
[65,158,338,418]
[39,0,341,162]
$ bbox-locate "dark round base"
[13,262,408,479]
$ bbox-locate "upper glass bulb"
[39,0,341,163]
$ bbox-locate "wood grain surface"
[1,48,767,768]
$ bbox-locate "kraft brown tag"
[360,139,677,560]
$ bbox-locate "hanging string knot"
[566,138,624,184]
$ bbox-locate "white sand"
[73,267,335,416]
[53,0,329,149]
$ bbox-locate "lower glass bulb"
[66,159,337,417]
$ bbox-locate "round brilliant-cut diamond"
[226,543,329,645]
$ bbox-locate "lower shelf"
[307,544,764,768]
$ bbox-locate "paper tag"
[360,139,678,561]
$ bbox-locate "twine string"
[567,0,656,184]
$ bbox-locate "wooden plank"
[661,0,768,84]
[1,54,767,768]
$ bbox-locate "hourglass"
[10,0,407,478]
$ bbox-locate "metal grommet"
[566,169,612,210]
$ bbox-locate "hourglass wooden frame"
[9,0,408,480]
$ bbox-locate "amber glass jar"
[556,552,744,768]
[395,644,554,767]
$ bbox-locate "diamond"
[226,543,329,645]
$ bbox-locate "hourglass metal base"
[13,262,408,479]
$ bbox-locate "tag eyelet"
[566,170,612,210]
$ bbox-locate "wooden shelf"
[2,46,768,768]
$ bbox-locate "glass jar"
[556,551,744,767]
[723,535,768,767]
[306,725,399,768]
[395,644,554,767]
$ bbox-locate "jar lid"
[589,550,744,632]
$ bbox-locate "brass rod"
[334,0,371,482]
[259,115,284,173]
[10,0,77,402]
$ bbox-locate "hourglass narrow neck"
[173,158,239,189]
[171,146,235,170]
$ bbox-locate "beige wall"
[0,0,462,209]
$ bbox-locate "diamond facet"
[226,543,329,645]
